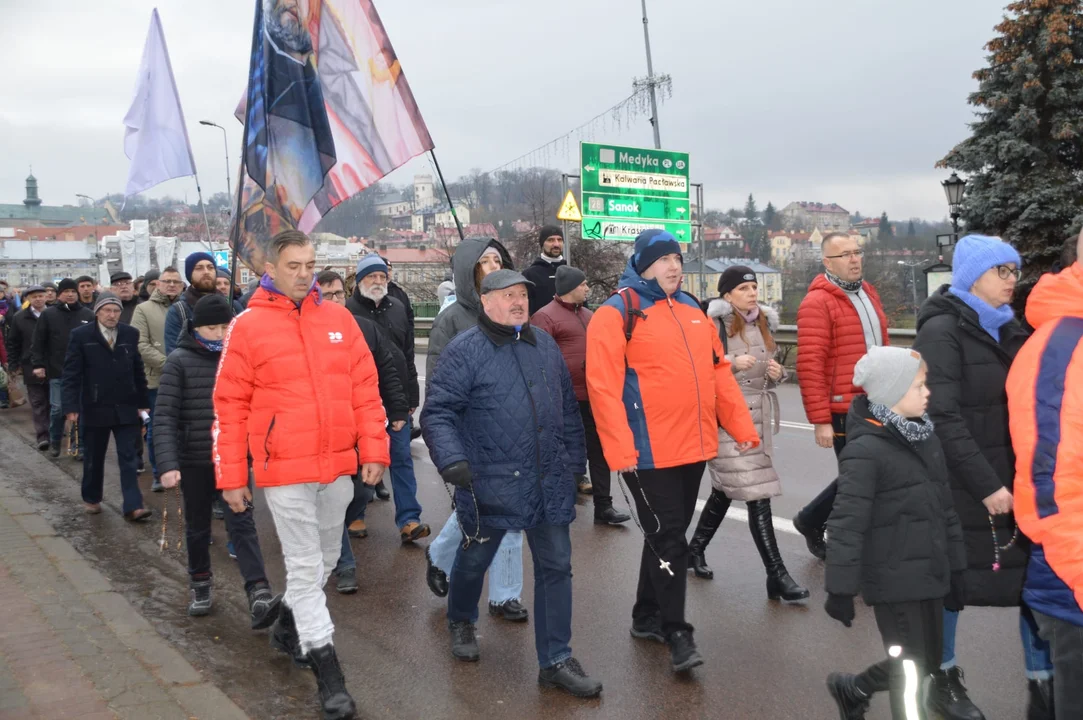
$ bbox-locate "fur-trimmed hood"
[706,298,779,332]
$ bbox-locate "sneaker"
[212,498,225,520]
[488,598,529,623]
[248,581,283,631]
[227,540,237,560]
[425,547,448,598]
[335,566,359,595]
[151,477,164,493]
[792,513,827,561]
[187,579,213,616]
[49,443,60,458]
[347,519,367,538]
[400,521,431,544]
[667,630,703,673]
[629,617,665,644]
[410,426,422,441]
[826,672,871,720]
[37,440,50,451]
[137,462,146,474]
[538,657,602,698]
[928,667,986,720]
[374,480,391,501]
[449,620,480,662]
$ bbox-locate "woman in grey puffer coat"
[687,267,809,603]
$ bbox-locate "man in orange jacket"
[213,230,389,720]
[586,229,758,675]
[1007,240,1083,719]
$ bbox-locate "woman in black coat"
[913,235,1053,720]
[155,295,279,623]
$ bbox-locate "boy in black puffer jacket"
[155,295,281,624]
[823,346,967,720]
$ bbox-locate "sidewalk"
[0,477,250,720]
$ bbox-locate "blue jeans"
[447,522,573,668]
[942,606,1054,679]
[336,478,375,573]
[145,389,158,477]
[48,379,65,446]
[429,513,523,604]
[81,423,144,515]
[388,418,422,529]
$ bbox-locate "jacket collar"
[151,288,178,307]
[554,296,581,312]
[479,311,537,346]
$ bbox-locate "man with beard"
[164,253,219,356]
[31,278,93,457]
[139,269,160,302]
[132,266,184,490]
[346,254,428,543]
[110,272,142,325]
[75,276,97,310]
[522,226,567,316]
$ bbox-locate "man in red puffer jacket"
[214,230,389,719]
[792,232,888,560]
[532,266,631,526]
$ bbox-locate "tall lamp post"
[941,172,966,238]
[199,120,232,203]
[898,260,922,321]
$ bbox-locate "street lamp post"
[199,120,232,203]
[941,172,966,238]
[898,260,921,320]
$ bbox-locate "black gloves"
[824,593,855,628]
[440,461,473,490]
[944,571,965,612]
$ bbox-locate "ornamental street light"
[898,260,922,320]
[941,172,966,237]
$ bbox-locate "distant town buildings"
[0,173,117,228]
[681,258,783,307]
[779,201,849,232]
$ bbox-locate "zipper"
[263,415,276,470]
[512,345,546,496]
[667,297,706,457]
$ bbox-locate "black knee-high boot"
[688,489,731,579]
[747,499,810,602]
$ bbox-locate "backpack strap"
[615,288,645,342]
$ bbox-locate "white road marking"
[780,420,813,431]
[693,499,800,536]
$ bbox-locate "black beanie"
[538,225,563,248]
[554,265,586,297]
[58,278,79,294]
[717,265,758,297]
[192,294,233,328]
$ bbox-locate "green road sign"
[580,141,691,242]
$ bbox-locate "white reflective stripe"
[900,657,921,720]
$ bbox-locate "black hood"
[451,237,513,315]
[916,285,972,331]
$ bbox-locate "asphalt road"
[0,363,1031,720]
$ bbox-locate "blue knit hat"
[355,253,388,283]
[184,251,216,283]
[633,229,683,274]
[950,235,1022,292]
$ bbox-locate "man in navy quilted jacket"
[421,269,601,699]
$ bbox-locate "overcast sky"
[1,0,1006,222]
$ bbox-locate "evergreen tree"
[763,201,781,231]
[878,212,893,240]
[939,0,1083,280]
[907,219,916,237]
[744,193,759,223]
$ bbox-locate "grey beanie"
[93,290,123,315]
[853,346,924,409]
[554,266,586,297]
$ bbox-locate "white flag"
[123,9,196,197]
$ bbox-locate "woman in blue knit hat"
[913,234,1053,720]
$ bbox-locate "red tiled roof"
[380,247,451,264]
[5,224,128,241]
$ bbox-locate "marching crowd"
[0,224,1081,720]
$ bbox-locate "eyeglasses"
[161,279,183,286]
[995,264,1021,281]
[324,290,346,300]
[824,250,864,260]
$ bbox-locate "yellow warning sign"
[556,191,582,222]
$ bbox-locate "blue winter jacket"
[421,321,587,533]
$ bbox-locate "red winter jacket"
[213,285,390,491]
[531,297,591,401]
[796,274,888,425]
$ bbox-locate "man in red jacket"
[214,230,389,720]
[793,232,888,560]
[532,266,631,526]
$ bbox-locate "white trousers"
[264,475,352,652]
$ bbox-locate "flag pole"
[429,150,465,243]
[193,172,214,253]
[228,0,262,301]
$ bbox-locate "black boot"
[270,603,309,667]
[307,644,357,720]
[1027,679,1054,720]
[593,500,631,525]
[826,672,871,719]
[247,581,282,630]
[792,512,827,560]
[687,490,730,580]
[927,667,986,720]
[667,630,703,673]
[425,547,448,598]
[748,499,810,602]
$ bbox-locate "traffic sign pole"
[562,173,570,266]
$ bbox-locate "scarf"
[825,271,862,294]
[868,401,935,444]
[478,312,536,346]
[260,273,319,306]
[540,254,564,264]
[194,331,223,353]
[948,287,1015,341]
[739,305,760,324]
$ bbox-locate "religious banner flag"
[123,9,197,197]
[232,0,434,270]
